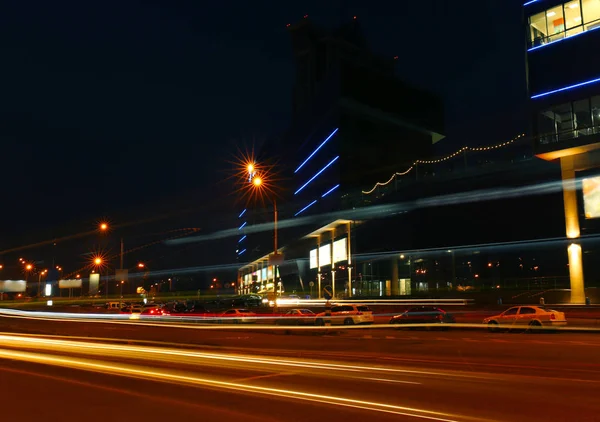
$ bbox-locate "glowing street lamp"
[138,263,145,269]
[99,223,108,231]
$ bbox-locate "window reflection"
[528,0,600,48]
[538,95,600,144]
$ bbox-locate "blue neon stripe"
[238,249,246,255]
[294,156,339,195]
[294,128,339,174]
[523,0,538,5]
[238,235,247,243]
[321,184,340,198]
[531,76,600,99]
[238,209,246,218]
[295,200,317,216]
[529,25,600,52]
[238,221,247,230]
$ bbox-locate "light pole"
[38,269,47,298]
[93,257,107,300]
[249,173,281,311]
[24,263,33,296]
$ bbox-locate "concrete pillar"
[560,156,585,304]
[330,231,335,299]
[317,235,322,299]
[347,222,353,298]
[390,257,399,296]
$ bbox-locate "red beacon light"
[286,23,291,27]
[393,56,399,60]
[303,14,308,18]
[353,16,357,20]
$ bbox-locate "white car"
[315,304,374,326]
[484,306,567,332]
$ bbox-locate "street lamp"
[248,170,282,309]
[38,269,47,298]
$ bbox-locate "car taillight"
[437,314,444,320]
[356,312,362,315]
[550,313,556,320]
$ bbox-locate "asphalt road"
[1,332,600,422]
[2,314,600,421]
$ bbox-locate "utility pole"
[120,238,124,270]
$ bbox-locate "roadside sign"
[323,285,333,300]
[309,281,314,287]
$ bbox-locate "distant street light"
[99,223,108,231]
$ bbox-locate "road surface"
[1,319,600,421]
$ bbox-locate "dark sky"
[0,0,526,268]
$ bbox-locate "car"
[275,309,316,325]
[483,306,567,332]
[389,306,455,329]
[217,308,258,324]
[140,306,169,316]
[315,305,374,326]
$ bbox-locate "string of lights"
[362,133,527,195]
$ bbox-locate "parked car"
[315,305,374,325]
[390,306,455,329]
[217,308,258,324]
[483,306,567,332]
[275,309,316,325]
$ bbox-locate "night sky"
[0,0,526,270]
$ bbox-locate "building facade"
[525,0,600,303]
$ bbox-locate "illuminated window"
[582,0,600,29]
[565,0,584,36]
[547,5,566,42]
[530,11,548,46]
[527,1,600,50]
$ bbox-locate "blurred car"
[483,306,567,332]
[275,309,316,325]
[120,304,143,314]
[217,308,257,324]
[140,306,169,316]
[315,305,374,326]
[389,306,455,329]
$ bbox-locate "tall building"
[525,0,600,303]
[236,16,444,295]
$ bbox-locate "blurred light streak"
[1,309,598,333]
[0,347,463,421]
[168,178,587,246]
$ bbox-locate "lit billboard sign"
[333,238,347,263]
[309,249,317,269]
[0,280,26,293]
[583,175,600,219]
[319,244,331,267]
[89,273,100,295]
[59,279,83,289]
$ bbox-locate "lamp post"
[248,172,281,311]
[38,269,47,298]
[93,257,108,299]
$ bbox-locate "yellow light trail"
[0,345,487,422]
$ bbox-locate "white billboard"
[319,244,331,267]
[309,249,318,269]
[89,273,100,295]
[583,175,600,219]
[333,238,347,263]
[0,280,26,293]
[59,279,83,289]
